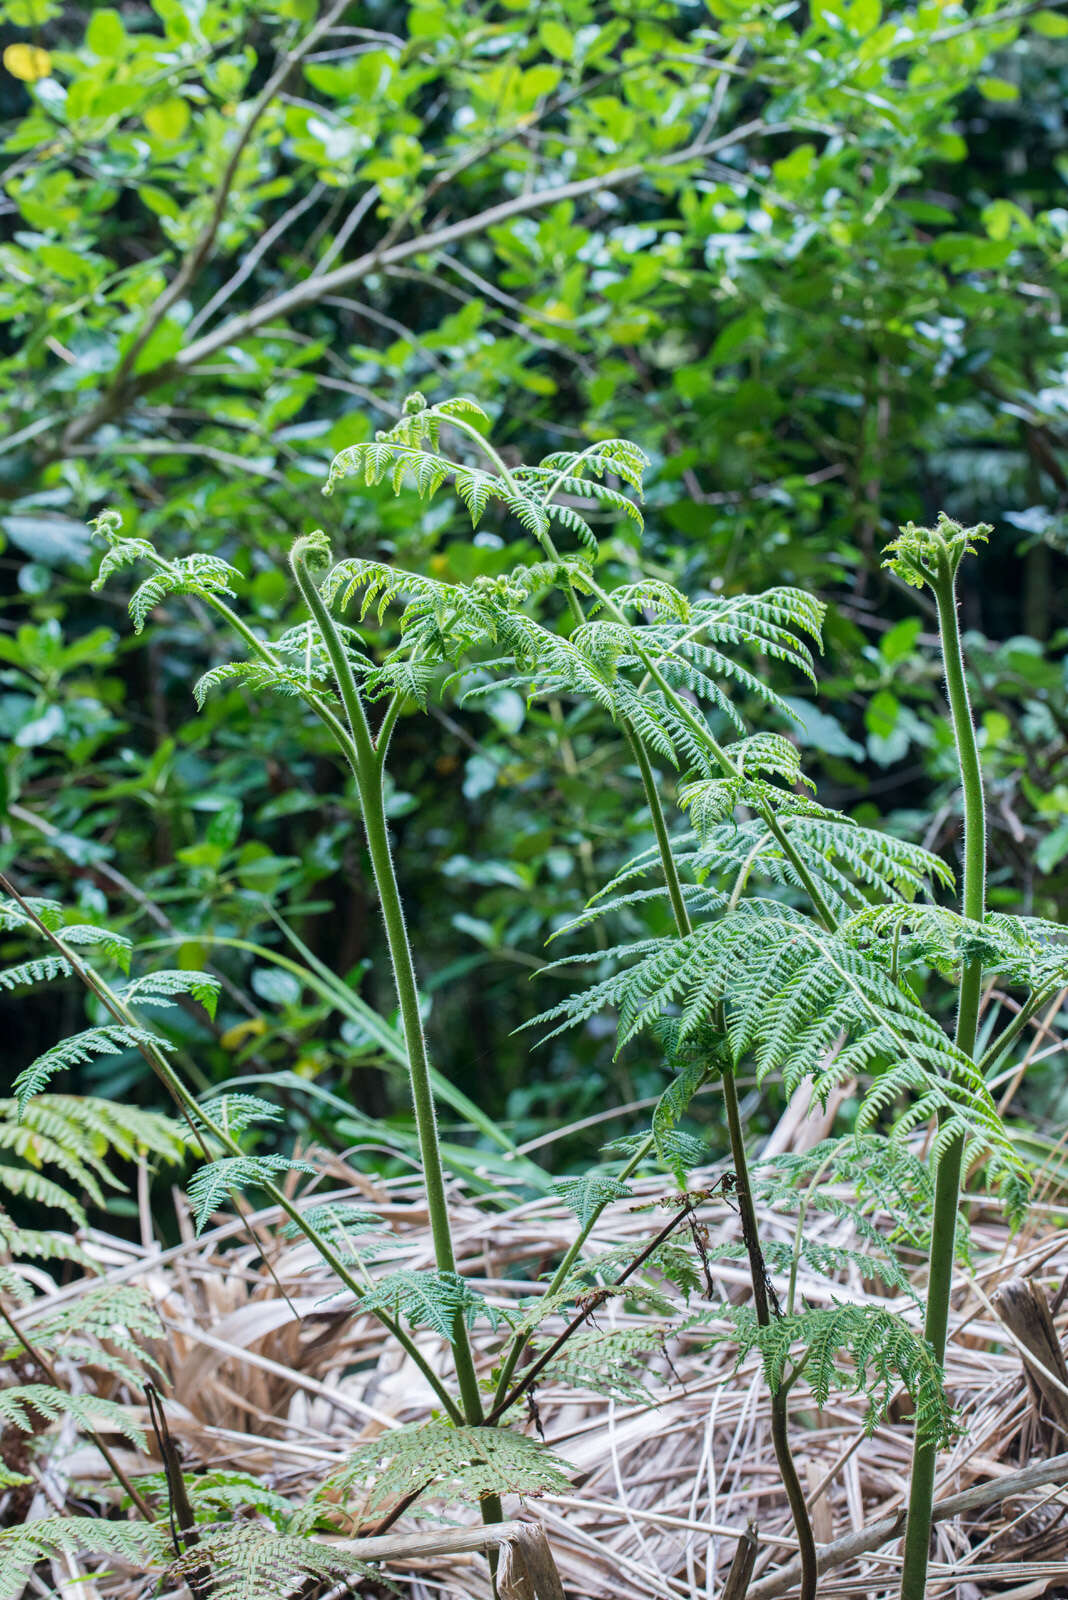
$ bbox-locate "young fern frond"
[121,969,221,1014]
[127,553,242,634]
[552,1174,632,1227]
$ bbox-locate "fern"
[356,1269,506,1339]
[0,1384,147,1447]
[308,1422,570,1519]
[706,1302,955,1447]
[0,1095,186,1225]
[534,902,1018,1180]
[533,1323,668,1404]
[0,1518,162,1596]
[186,1155,318,1233]
[13,1023,171,1111]
[553,1174,631,1227]
[3,1286,164,1388]
[195,1093,283,1135]
[136,1468,298,1527]
[127,552,242,633]
[121,969,221,1015]
[167,1525,377,1600]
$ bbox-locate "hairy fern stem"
[288,538,485,1430]
[899,549,986,1600]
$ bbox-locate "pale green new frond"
[547,879,724,943]
[605,579,689,620]
[90,535,159,590]
[679,776,833,835]
[0,1385,146,1447]
[533,903,1018,1179]
[14,1024,169,1112]
[883,512,991,588]
[540,438,650,493]
[691,587,825,672]
[691,815,953,914]
[309,1423,570,1519]
[0,895,64,932]
[323,556,458,623]
[193,659,321,708]
[168,1526,376,1600]
[187,1155,318,1233]
[517,466,644,527]
[0,1518,162,1596]
[128,552,242,633]
[363,657,440,706]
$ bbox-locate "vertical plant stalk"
[723,1065,818,1600]
[899,547,986,1600]
[289,537,484,1429]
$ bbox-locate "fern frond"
[128,553,242,633]
[121,969,221,1016]
[553,1174,631,1227]
[533,903,1018,1179]
[0,1385,146,1447]
[357,1269,505,1339]
[679,775,833,834]
[0,1519,162,1596]
[0,895,64,932]
[692,815,953,914]
[11,1286,165,1384]
[90,535,159,590]
[711,1302,954,1445]
[186,1156,317,1233]
[193,658,332,708]
[0,953,71,990]
[14,1025,169,1112]
[540,438,650,493]
[534,1323,666,1404]
[168,1526,376,1600]
[195,1094,282,1135]
[309,1423,570,1519]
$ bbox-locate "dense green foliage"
[1,0,1066,1166]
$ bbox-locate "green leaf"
[538,19,574,58]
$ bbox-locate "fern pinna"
[12,398,1047,1597]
